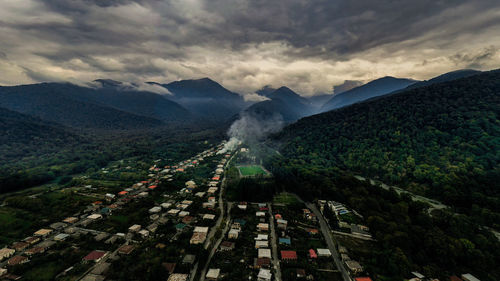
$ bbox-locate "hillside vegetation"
[274,70,500,227]
[266,70,500,280]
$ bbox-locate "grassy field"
[273,193,299,205]
[238,165,268,176]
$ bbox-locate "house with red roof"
[309,249,317,259]
[148,185,157,190]
[354,278,373,281]
[83,250,107,262]
[280,250,297,261]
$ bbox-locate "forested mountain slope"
[321,76,417,112]
[274,69,500,226]
[0,83,167,129]
[268,69,500,280]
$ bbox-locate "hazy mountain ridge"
[0,83,166,129]
[161,78,248,121]
[244,86,314,122]
[321,76,417,112]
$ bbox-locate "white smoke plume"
[218,111,284,154]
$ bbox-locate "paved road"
[268,203,282,281]
[199,202,232,281]
[354,175,447,212]
[306,203,351,281]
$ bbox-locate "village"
[0,141,483,281]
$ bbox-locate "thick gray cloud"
[0,0,499,94]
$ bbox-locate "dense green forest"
[265,70,500,280]
[0,109,225,194]
[273,70,500,229]
[266,161,500,280]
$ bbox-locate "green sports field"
[238,165,268,176]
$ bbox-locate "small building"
[254,257,271,269]
[257,223,269,232]
[63,217,78,224]
[258,248,271,259]
[118,245,135,255]
[354,278,373,281]
[195,192,206,198]
[0,248,15,261]
[255,240,268,249]
[309,249,317,259]
[279,238,291,245]
[176,223,187,231]
[161,202,172,209]
[256,211,266,217]
[7,255,29,266]
[54,233,70,241]
[220,241,235,251]
[228,229,239,239]
[206,268,220,280]
[25,246,45,256]
[461,274,481,281]
[237,204,247,210]
[255,234,268,241]
[167,274,189,281]
[95,233,110,242]
[317,248,332,257]
[276,219,288,230]
[138,229,150,238]
[182,254,196,264]
[185,180,197,189]
[34,228,53,237]
[190,233,207,245]
[178,211,190,217]
[168,209,181,215]
[87,214,103,220]
[281,250,297,261]
[0,268,7,276]
[203,214,216,220]
[128,224,141,232]
[23,236,40,245]
[257,268,272,281]
[50,222,67,230]
[149,206,162,213]
[203,202,216,209]
[345,260,363,274]
[11,242,29,252]
[306,228,319,235]
[147,223,159,232]
[83,250,107,263]
[182,216,194,224]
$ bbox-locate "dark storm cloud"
[0,0,499,93]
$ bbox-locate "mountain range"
[0,69,484,130]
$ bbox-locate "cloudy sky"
[0,0,499,95]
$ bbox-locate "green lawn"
[273,193,299,205]
[238,165,267,176]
